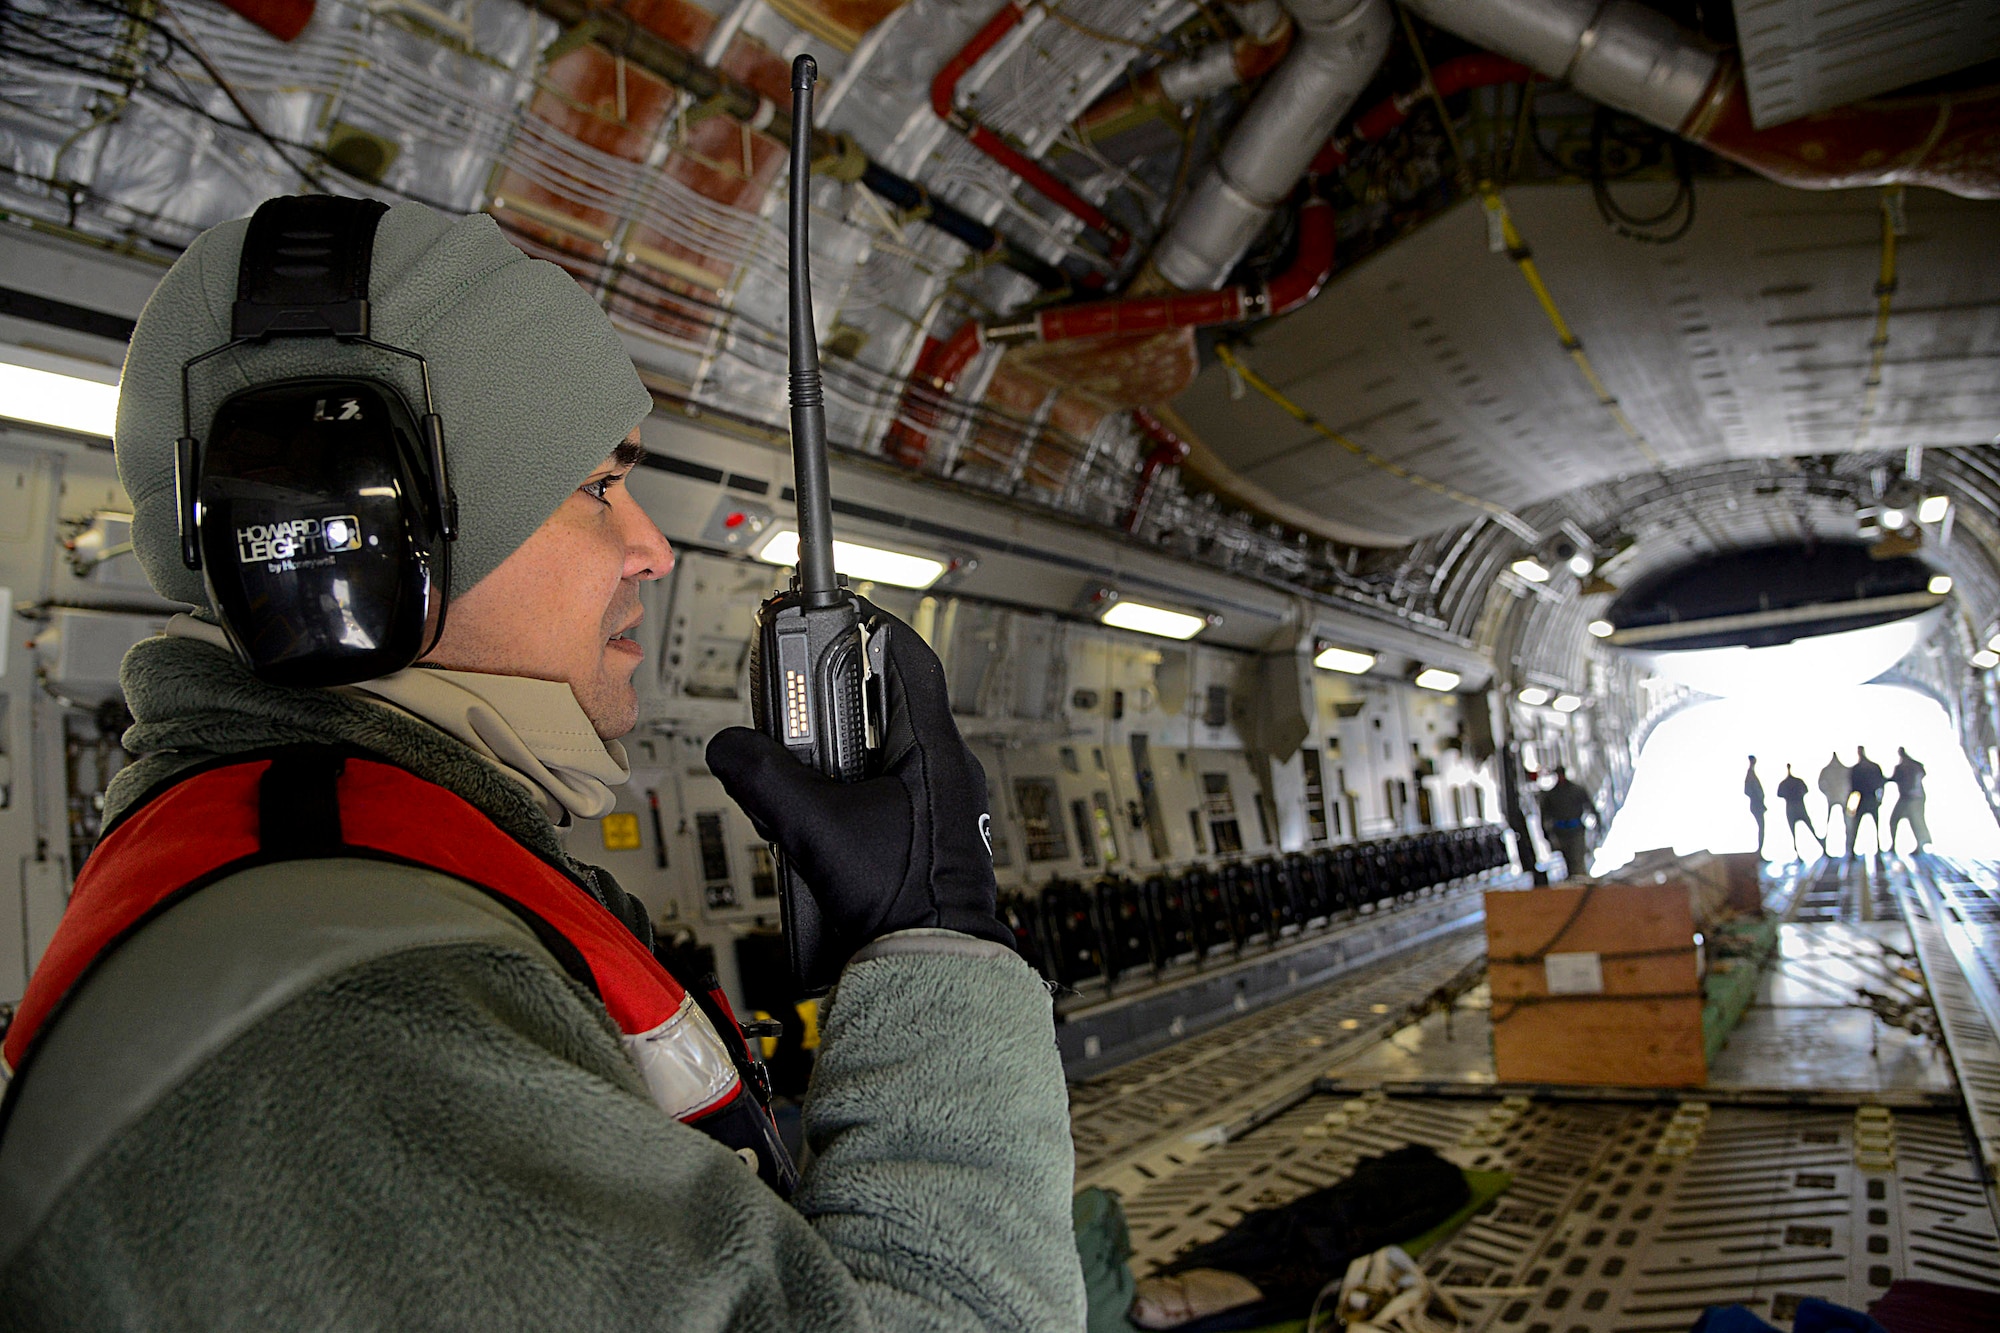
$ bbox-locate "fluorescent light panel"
[1517,686,1552,706]
[1567,553,1593,577]
[1552,694,1583,713]
[0,348,119,438]
[1414,667,1460,692]
[1314,645,1376,674]
[1880,508,1907,531]
[754,529,947,590]
[1928,574,1954,595]
[1100,600,1208,640]
[1510,558,1550,583]
[1973,649,2000,670]
[1919,495,1950,524]
[1587,619,1615,638]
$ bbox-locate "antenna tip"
[793,54,818,88]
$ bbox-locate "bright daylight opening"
[1594,683,2000,873]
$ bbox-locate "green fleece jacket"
[0,637,1085,1330]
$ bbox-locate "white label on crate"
[1545,951,1605,995]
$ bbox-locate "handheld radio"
[751,54,887,996]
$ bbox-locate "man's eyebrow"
[613,439,647,469]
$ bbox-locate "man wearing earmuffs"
[0,198,1083,1331]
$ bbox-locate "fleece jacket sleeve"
[0,927,1083,1331]
[798,944,1085,1330]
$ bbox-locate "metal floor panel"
[1117,1090,2000,1331]
[1898,859,2000,1187]
[1069,924,1488,1185]
[1083,856,2000,1331]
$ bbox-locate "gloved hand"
[706,604,1013,968]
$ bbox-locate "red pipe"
[1317,54,1534,170]
[1077,18,1293,137]
[1017,199,1332,345]
[932,2,1132,259]
[883,200,1336,466]
[1685,65,2000,200]
[1123,409,1192,532]
[220,0,315,40]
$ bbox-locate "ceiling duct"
[1404,0,2000,199]
[1148,0,1393,291]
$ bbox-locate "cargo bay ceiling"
[3,0,2000,664]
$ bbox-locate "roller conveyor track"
[1075,856,2000,1328]
[1117,1087,2000,1331]
[1894,856,2000,1189]
[1069,918,1488,1185]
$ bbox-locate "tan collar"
[165,615,629,825]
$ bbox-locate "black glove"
[706,605,1013,968]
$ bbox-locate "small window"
[695,812,731,884]
[1187,808,1207,854]
[1203,684,1229,728]
[1202,773,1242,855]
[1090,791,1121,865]
[1300,749,1329,843]
[1070,799,1099,869]
[1014,778,1070,862]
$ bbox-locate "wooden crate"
[1485,882,1706,1087]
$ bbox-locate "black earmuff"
[177,196,458,688]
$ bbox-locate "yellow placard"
[600,811,643,852]
[795,998,820,1051]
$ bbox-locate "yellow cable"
[1398,10,1664,472]
[1856,185,1902,442]
[1480,189,1666,469]
[1215,343,1534,535]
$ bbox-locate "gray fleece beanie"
[116,200,654,608]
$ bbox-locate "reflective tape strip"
[623,993,741,1120]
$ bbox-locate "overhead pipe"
[932,2,1132,261]
[1148,0,1393,291]
[1403,0,2000,199]
[1078,0,1295,138]
[1314,53,1534,169]
[885,198,1338,464]
[520,0,1066,288]
[220,0,316,41]
[1124,409,1193,532]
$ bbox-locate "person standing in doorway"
[1848,746,1888,859]
[1889,746,1931,853]
[1744,756,1767,858]
[1540,766,1600,882]
[1774,764,1823,861]
[1817,751,1850,857]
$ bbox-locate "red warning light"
[724,511,746,529]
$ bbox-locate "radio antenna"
[787,54,838,608]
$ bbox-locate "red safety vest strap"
[6,757,688,1073]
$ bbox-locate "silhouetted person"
[1744,756,1767,858]
[1890,746,1931,853]
[1774,764,1822,860]
[1817,752,1850,857]
[1540,766,1600,881]
[1848,746,1887,858]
